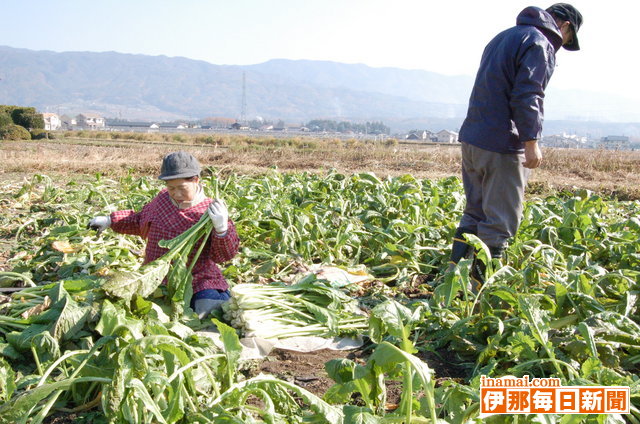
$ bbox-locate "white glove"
[207,199,228,234]
[194,298,227,318]
[88,216,111,233]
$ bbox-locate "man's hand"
[207,199,228,235]
[523,140,542,169]
[88,216,111,234]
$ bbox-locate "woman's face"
[165,177,199,204]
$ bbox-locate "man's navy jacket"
[459,7,564,154]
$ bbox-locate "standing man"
[450,4,583,285]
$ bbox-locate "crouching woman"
[89,151,239,318]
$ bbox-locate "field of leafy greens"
[0,170,638,424]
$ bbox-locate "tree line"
[305,120,390,135]
[0,105,47,140]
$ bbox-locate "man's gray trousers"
[457,141,531,250]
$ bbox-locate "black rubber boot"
[469,245,505,292]
[448,227,476,265]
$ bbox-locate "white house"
[77,113,106,129]
[42,113,61,131]
[436,130,459,143]
[405,130,434,141]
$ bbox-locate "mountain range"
[1,45,639,136]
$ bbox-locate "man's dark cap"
[546,3,583,51]
[158,151,201,180]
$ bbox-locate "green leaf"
[368,341,433,387]
[518,295,550,346]
[95,299,144,339]
[0,376,110,423]
[506,332,538,362]
[132,294,153,315]
[586,311,640,346]
[559,415,589,424]
[51,295,91,342]
[102,259,171,301]
[356,172,382,186]
[62,278,99,292]
[0,342,21,360]
[343,405,381,424]
[435,260,468,307]
[0,357,16,401]
[577,322,598,359]
[213,375,344,424]
[489,288,518,307]
[212,318,242,389]
[127,378,168,424]
[6,324,50,351]
[163,377,185,424]
[580,357,602,379]
[31,331,60,361]
[166,255,192,304]
[369,300,416,352]
[325,359,356,384]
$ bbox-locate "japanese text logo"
[480,375,629,415]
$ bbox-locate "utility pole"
[240,72,247,125]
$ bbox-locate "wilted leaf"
[51,240,79,253]
[20,296,52,319]
[51,295,90,342]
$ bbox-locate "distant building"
[59,115,76,129]
[106,120,154,130]
[202,117,236,128]
[230,122,249,130]
[542,133,587,149]
[599,135,630,150]
[405,132,421,141]
[42,113,61,131]
[77,113,105,129]
[405,130,434,141]
[436,130,459,143]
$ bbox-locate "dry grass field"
[1,133,640,199]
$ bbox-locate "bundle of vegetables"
[102,211,213,318]
[222,277,368,339]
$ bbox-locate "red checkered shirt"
[110,189,239,293]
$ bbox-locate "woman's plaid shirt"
[110,189,239,293]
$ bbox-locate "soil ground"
[2,138,640,199]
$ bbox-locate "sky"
[1,0,638,102]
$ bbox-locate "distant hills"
[1,45,639,136]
